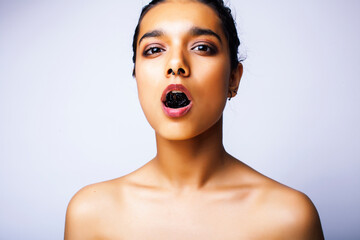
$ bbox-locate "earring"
[228,89,237,101]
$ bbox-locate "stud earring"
[228,90,232,101]
[228,89,237,101]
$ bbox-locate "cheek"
[193,58,230,108]
[135,60,164,126]
[136,82,157,116]
[136,59,160,96]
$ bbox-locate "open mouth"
[164,91,191,108]
[161,84,193,117]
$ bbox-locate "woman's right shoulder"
[66,176,131,213]
[67,165,151,211]
[64,177,129,239]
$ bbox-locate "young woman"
[65,0,324,239]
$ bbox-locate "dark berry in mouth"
[165,91,190,108]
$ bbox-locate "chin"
[144,103,225,141]
[155,124,199,141]
[155,116,222,141]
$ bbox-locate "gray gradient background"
[0,0,359,239]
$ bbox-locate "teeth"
[171,90,183,93]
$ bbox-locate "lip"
[161,84,193,102]
[161,84,193,118]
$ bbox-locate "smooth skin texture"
[64,1,324,239]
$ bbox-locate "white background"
[0,1,359,239]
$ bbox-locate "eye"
[192,44,217,55]
[143,46,165,56]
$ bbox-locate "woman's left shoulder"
[258,181,325,239]
[229,160,324,239]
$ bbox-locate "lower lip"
[162,102,193,118]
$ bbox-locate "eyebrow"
[138,27,222,45]
[138,30,164,45]
[189,27,222,43]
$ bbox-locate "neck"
[153,117,228,190]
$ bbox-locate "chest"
[96,197,270,240]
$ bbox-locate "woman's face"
[135,0,240,140]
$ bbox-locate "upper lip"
[161,84,193,103]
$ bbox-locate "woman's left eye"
[192,44,217,55]
[143,46,164,56]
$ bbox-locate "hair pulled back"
[132,0,241,75]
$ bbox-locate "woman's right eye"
[143,46,164,56]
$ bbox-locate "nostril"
[178,68,185,75]
[168,69,175,75]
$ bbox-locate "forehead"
[138,1,224,41]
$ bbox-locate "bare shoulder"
[261,183,324,239]
[64,178,125,240]
[237,163,324,239]
[64,164,155,239]
[226,159,324,239]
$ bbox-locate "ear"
[228,63,243,98]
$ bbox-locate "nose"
[165,47,190,78]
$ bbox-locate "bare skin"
[65,1,324,239]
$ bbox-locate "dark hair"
[132,0,241,75]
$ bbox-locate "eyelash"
[191,44,217,55]
[142,43,217,56]
[143,46,165,56]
